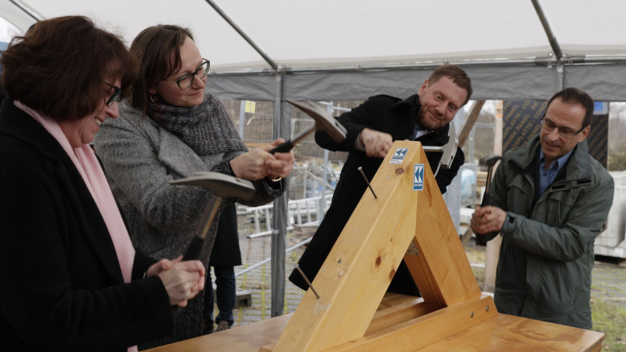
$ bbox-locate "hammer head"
[439,123,459,169]
[286,99,347,143]
[479,154,502,168]
[170,171,256,200]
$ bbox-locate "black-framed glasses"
[105,83,122,107]
[165,59,210,90]
[540,117,585,139]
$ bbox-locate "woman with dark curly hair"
[0,16,205,352]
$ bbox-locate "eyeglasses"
[164,59,210,90]
[105,83,122,107]
[540,117,585,139]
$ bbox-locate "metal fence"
[220,100,357,273]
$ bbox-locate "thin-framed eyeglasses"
[164,59,210,90]
[540,117,585,139]
[105,83,122,107]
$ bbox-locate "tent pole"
[531,0,566,91]
[531,0,563,60]
[204,0,279,71]
[211,57,555,76]
[9,0,40,22]
[210,56,626,77]
[271,73,288,317]
[556,60,564,91]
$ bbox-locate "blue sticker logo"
[413,164,424,191]
[390,148,409,164]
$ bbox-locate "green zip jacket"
[487,134,614,329]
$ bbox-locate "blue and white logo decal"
[390,148,409,164]
[413,164,424,191]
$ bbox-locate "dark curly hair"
[1,16,138,121]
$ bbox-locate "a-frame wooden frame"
[261,141,497,352]
[140,140,604,352]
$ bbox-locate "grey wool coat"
[94,93,284,349]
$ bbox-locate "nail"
[358,166,378,199]
[294,264,320,299]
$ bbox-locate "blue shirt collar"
[539,148,574,173]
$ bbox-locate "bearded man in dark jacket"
[290,65,473,295]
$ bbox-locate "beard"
[416,107,448,131]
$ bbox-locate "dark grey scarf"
[148,93,247,156]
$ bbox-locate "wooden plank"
[271,141,427,351]
[403,149,482,311]
[457,100,486,148]
[321,296,498,352]
[146,314,291,352]
[365,298,429,335]
[145,297,603,352]
[417,314,604,352]
[261,294,427,352]
[484,100,504,292]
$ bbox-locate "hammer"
[170,171,256,261]
[422,122,459,177]
[269,99,347,154]
[461,154,502,246]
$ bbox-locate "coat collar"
[0,100,126,283]
[388,93,452,144]
[508,133,593,181]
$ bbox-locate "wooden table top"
[146,311,603,352]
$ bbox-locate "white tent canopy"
[2,0,626,317]
[2,0,626,101]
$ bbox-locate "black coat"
[289,94,465,295]
[0,100,173,351]
[208,203,242,266]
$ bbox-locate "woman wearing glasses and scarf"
[0,17,206,352]
[94,25,294,348]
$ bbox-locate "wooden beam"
[403,148,482,311]
[457,100,485,148]
[271,141,425,352]
[321,296,497,352]
[484,100,503,292]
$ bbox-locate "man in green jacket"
[471,87,614,329]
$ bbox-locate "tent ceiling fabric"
[2,0,626,100]
[5,0,626,70]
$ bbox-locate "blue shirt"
[503,148,574,234]
[537,149,573,196]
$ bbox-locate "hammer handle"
[480,192,490,207]
[481,165,495,207]
[269,126,316,155]
[181,197,223,261]
[269,140,295,154]
[182,235,205,261]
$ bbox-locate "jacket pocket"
[544,188,578,227]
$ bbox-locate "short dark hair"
[428,65,473,106]
[1,16,138,121]
[546,87,594,128]
[128,25,194,115]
